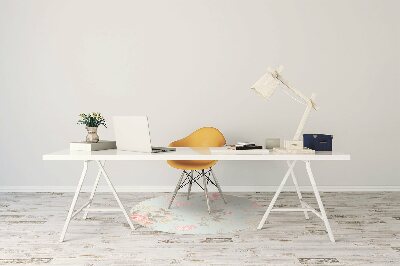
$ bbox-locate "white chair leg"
[305,161,335,242]
[257,161,296,230]
[83,161,105,220]
[210,168,227,204]
[168,171,185,209]
[60,161,88,242]
[187,170,193,200]
[202,170,211,214]
[287,161,309,220]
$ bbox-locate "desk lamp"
[251,66,317,153]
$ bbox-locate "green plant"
[77,112,107,128]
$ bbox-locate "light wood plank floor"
[0,192,399,265]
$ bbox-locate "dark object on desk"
[236,144,263,150]
[303,134,333,151]
[152,147,176,153]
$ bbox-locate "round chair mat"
[130,193,262,234]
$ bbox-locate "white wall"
[1,0,399,190]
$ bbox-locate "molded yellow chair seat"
[167,127,226,170]
[167,159,217,171]
[167,127,227,213]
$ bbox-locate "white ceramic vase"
[86,127,99,143]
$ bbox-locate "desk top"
[43,148,350,161]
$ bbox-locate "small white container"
[284,140,304,150]
[265,138,281,149]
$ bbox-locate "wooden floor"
[0,192,399,265]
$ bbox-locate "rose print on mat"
[209,193,221,201]
[131,213,153,225]
[174,201,192,207]
[130,194,261,234]
[176,225,196,231]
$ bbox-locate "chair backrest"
[169,127,226,148]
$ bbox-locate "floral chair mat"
[130,193,262,234]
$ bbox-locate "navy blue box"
[303,134,333,151]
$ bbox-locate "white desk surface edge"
[43,148,350,161]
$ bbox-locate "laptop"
[113,116,175,153]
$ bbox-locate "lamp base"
[272,147,315,154]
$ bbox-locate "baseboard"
[0,186,399,193]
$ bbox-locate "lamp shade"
[250,66,283,99]
[250,66,317,141]
[251,66,313,107]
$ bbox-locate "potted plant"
[77,112,107,143]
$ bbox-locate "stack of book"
[235,142,263,150]
[70,140,117,151]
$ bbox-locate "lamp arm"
[268,68,318,141]
[293,93,316,141]
[276,76,310,105]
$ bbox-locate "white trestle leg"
[287,161,309,220]
[257,160,335,242]
[60,160,136,242]
[305,161,335,242]
[257,161,296,229]
[60,161,88,242]
[83,161,105,220]
[95,161,135,231]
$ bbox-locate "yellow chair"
[167,127,227,213]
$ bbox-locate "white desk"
[43,148,350,242]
